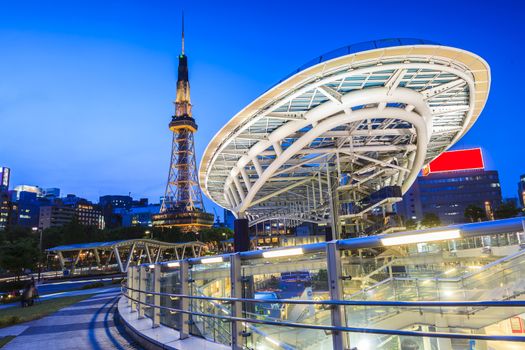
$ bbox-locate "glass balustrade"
[123,219,525,350]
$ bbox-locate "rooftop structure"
[46,238,207,273]
[199,38,490,238]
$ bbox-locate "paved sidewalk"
[1,291,142,350]
[0,286,121,310]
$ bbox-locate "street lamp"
[145,230,152,239]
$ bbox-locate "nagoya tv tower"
[152,14,214,232]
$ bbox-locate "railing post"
[230,253,242,350]
[153,264,161,328]
[179,260,190,339]
[327,242,349,350]
[131,266,138,312]
[138,266,146,319]
[127,267,133,308]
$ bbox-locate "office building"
[43,188,60,201]
[39,205,76,230]
[13,185,42,200]
[0,167,10,193]
[398,149,502,225]
[114,204,161,227]
[223,209,235,230]
[75,201,105,229]
[518,175,525,208]
[99,195,133,210]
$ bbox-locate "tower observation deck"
[152,17,214,232]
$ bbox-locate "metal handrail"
[121,292,525,343]
[123,285,525,308]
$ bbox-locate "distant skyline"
[1,0,524,215]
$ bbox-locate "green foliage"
[464,204,485,222]
[0,294,92,328]
[0,239,40,278]
[421,213,441,228]
[79,281,105,290]
[0,223,234,275]
[198,227,233,243]
[311,269,328,291]
[494,202,520,219]
[404,218,417,230]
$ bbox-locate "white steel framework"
[199,39,490,231]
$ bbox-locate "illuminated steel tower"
[153,16,214,232]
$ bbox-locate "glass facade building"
[398,169,502,224]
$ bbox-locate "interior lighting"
[381,229,460,247]
[167,262,180,268]
[357,338,372,350]
[262,248,304,259]
[201,257,223,264]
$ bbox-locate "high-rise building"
[13,185,42,200]
[75,201,105,229]
[397,149,502,225]
[518,175,525,208]
[39,199,104,230]
[152,17,213,232]
[16,191,40,228]
[224,209,235,231]
[99,195,133,210]
[115,204,161,227]
[43,188,60,200]
[39,205,76,230]
[98,195,133,228]
[0,167,10,193]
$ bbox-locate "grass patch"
[80,281,105,290]
[0,294,94,328]
[0,336,15,348]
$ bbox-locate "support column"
[131,267,139,312]
[127,267,133,307]
[153,264,161,328]
[179,260,190,339]
[436,317,452,350]
[326,164,339,240]
[230,253,242,350]
[138,266,147,319]
[114,247,124,273]
[234,217,250,252]
[57,251,65,271]
[326,242,349,350]
[124,243,136,273]
[93,249,101,267]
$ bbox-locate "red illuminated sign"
[423,148,484,176]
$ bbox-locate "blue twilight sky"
[1,0,524,217]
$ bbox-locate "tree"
[198,227,233,243]
[0,239,40,279]
[404,218,417,230]
[464,204,485,222]
[421,213,441,228]
[494,202,520,219]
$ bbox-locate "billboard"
[422,148,484,176]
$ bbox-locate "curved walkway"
[1,290,142,350]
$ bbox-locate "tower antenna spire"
[181,11,185,55]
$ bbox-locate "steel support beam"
[179,260,190,339]
[327,242,349,349]
[230,253,242,349]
